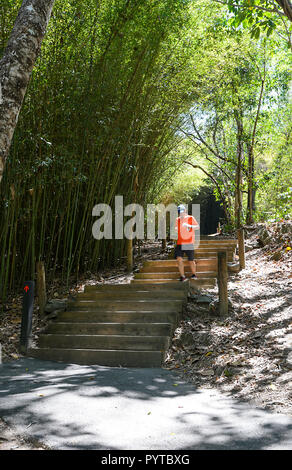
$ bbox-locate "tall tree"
[0,0,55,184]
[214,0,292,22]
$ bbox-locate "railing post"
[217,251,228,316]
[237,227,245,270]
[36,261,46,317]
[20,280,35,354]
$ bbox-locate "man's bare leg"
[189,260,197,275]
[177,257,185,277]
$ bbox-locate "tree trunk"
[0,0,55,184]
[246,75,265,225]
[246,144,255,225]
[276,0,292,22]
[234,111,244,229]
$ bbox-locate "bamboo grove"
[0,0,291,302]
[0,0,197,300]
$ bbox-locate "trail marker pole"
[36,261,46,317]
[20,281,35,354]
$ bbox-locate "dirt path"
[165,239,292,415]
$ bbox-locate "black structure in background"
[20,280,35,354]
[189,186,226,235]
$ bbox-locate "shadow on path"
[0,358,292,450]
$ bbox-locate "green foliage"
[0,0,291,301]
[256,111,292,220]
[225,0,292,45]
[0,0,195,298]
[174,16,291,226]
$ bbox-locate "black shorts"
[174,244,195,261]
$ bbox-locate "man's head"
[177,204,187,217]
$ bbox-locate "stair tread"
[40,334,169,338]
[85,282,189,288]
[50,322,172,325]
[29,347,166,356]
[71,299,184,301]
[33,249,221,366]
[135,271,217,274]
[61,309,181,312]
[30,347,164,352]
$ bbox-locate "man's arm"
[183,217,199,230]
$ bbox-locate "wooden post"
[126,238,133,272]
[161,239,166,250]
[218,251,228,316]
[36,261,46,317]
[237,228,245,270]
[20,281,35,353]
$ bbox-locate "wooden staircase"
[28,238,237,367]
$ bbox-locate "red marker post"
[20,281,35,354]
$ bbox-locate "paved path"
[0,358,291,450]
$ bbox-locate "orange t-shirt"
[175,215,198,245]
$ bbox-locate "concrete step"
[67,299,184,311]
[134,271,217,280]
[47,322,172,336]
[28,348,164,367]
[57,310,180,324]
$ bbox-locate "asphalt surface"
[0,358,291,450]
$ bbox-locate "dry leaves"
[165,224,292,415]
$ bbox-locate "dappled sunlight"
[1,357,292,449]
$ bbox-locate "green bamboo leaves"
[0,0,194,300]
